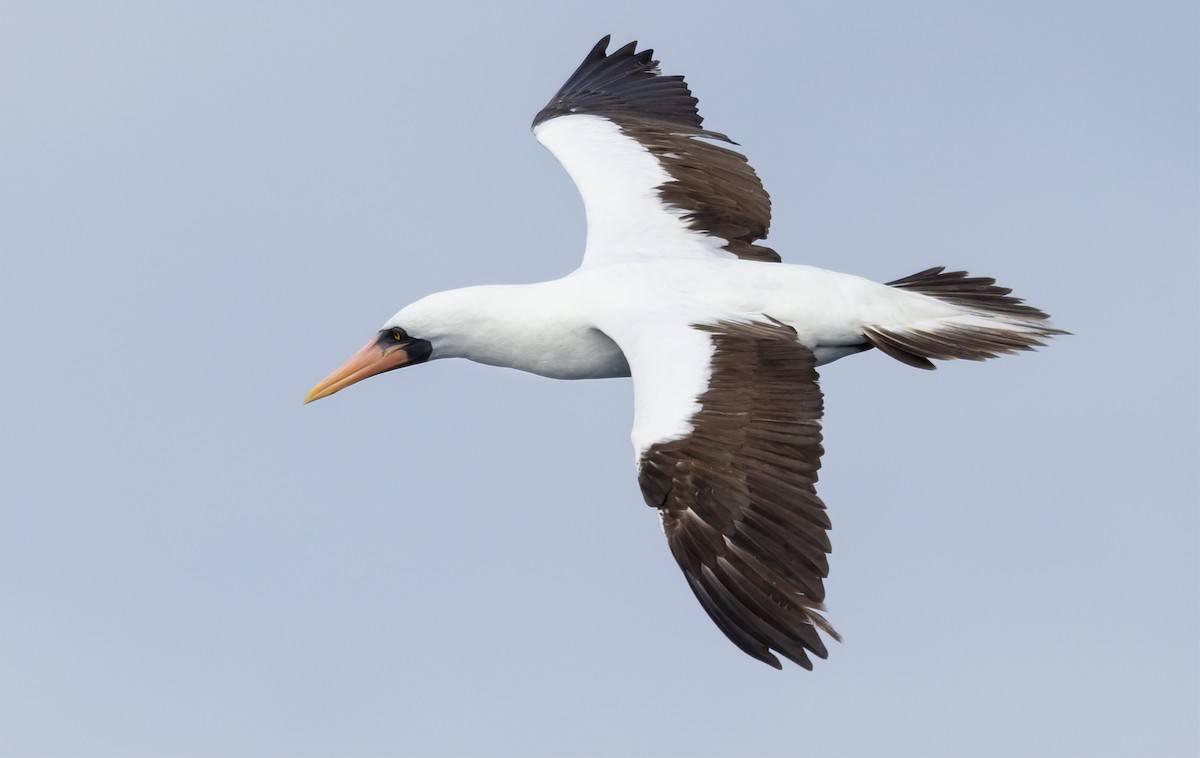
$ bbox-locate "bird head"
[305,287,521,403]
[305,324,432,404]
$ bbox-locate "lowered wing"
[601,314,838,669]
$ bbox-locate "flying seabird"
[305,36,1063,669]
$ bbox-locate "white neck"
[385,282,629,380]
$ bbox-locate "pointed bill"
[305,339,413,403]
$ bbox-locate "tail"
[863,266,1067,370]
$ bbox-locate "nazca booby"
[306,36,1063,669]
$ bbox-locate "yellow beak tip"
[304,387,327,404]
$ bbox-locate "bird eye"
[390,328,406,342]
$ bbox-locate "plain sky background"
[2,2,1197,757]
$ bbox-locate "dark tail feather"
[886,266,1053,319]
[866,266,1067,369]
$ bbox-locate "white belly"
[503,326,631,380]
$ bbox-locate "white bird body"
[388,258,1045,458]
[392,260,959,375]
[307,37,1063,669]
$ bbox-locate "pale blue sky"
[1,2,1197,757]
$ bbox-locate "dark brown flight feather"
[534,37,780,263]
[637,320,838,669]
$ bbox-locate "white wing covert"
[532,37,780,267]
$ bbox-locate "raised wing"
[604,315,838,669]
[532,37,780,267]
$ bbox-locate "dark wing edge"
[637,320,839,669]
[533,37,781,263]
[532,35,713,135]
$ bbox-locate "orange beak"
[305,338,415,404]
